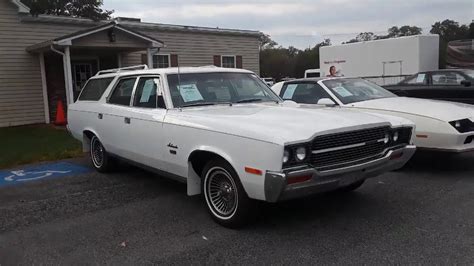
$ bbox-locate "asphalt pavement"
[0,152,473,265]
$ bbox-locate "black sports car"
[384,69,474,105]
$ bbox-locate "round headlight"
[295,147,307,161]
[393,131,399,142]
[384,132,390,144]
[455,121,461,128]
[283,149,290,164]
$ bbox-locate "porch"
[26,21,164,122]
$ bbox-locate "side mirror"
[461,80,471,87]
[317,98,336,106]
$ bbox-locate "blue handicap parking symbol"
[0,162,92,187]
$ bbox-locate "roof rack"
[95,65,148,76]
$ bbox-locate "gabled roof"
[27,21,164,52]
[10,0,30,13]
[52,21,164,47]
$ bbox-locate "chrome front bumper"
[264,145,416,202]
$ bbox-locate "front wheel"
[202,158,256,228]
[90,135,114,172]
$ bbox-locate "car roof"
[284,77,346,83]
[90,66,254,79]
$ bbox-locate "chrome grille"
[310,126,390,171]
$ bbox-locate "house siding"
[0,1,260,127]
[122,30,260,73]
[0,1,86,127]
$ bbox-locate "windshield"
[167,72,281,108]
[323,78,396,104]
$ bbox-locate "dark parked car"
[384,69,474,105]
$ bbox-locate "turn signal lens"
[295,147,307,161]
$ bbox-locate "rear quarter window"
[78,77,115,101]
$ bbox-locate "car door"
[126,75,168,170]
[429,71,473,104]
[100,76,139,158]
[394,73,430,98]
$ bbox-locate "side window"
[133,77,166,108]
[108,78,137,106]
[78,77,114,101]
[404,73,427,85]
[432,72,465,85]
[281,83,332,104]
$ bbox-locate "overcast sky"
[104,0,473,49]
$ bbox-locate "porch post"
[117,53,122,68]
[146,48,153,68]
[39,52,50,124]
[64,46,74,105]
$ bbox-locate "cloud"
[105,0,473,48]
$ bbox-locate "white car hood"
[165,103,399,145]
[349,97,474,122]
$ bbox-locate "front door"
[72,60,98,100]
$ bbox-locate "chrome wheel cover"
[205,167,238,219]
[91,137,104,168]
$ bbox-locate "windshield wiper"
[235,98,264,103]
[181,102,233,108]
[181,102,217,107]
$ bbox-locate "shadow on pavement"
[402,150,474,173]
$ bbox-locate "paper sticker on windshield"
[332,86,353,97]
[178,84,204,102]
[282,84,297,99]
[416,74,426,83]
[139,79,155,103]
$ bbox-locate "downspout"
[50,45,73,105]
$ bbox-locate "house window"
[153,54,170,68]
[221,56,236,68]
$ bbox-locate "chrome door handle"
[124,117,131,124]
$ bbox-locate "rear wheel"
[202,158,256,228]
[90,135,114,172]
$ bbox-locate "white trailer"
[319,35,439,85]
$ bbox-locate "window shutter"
[213,55,221,67]
[236,56,243,68]
[170,54,178,67]
[141,54,147,65]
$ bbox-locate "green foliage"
[259,33,278,50]
[260,38,331,80]
[344,26,422,44]
[21,0,113,21]
[430,19,472,68]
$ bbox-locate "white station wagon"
[68,65,416,227]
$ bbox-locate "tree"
[430,19,469,41]
[259,33,278,50]
[21,0,113,21]
[430,19,471,68]
[343,32,375,44]
[385,25,422,38]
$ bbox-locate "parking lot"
[0,152,473,265]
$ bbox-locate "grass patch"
[0,125,83,169]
